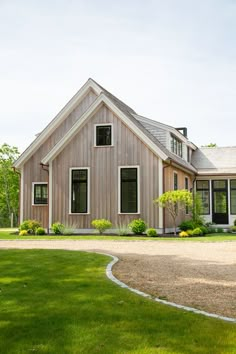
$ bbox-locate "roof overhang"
[41,93,169,165]
[13,78,103,168]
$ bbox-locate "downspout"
[162,160,172,234]
[40,163,49,233]
[13,167,21,227]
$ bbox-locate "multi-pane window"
[185,177,189,214]
[71,169,88,213]
[120,168,138,213]
[171,135,183,157]
[196,180,210,215]
[174,173,178,190]
[33,183,48,205]
[96,125,112,146]
[230,180,236,214]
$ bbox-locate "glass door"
[212,180,228,224]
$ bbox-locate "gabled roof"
[13,78,103,168]
[192,147,236,175]
[14,78,197,174]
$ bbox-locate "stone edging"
[105,253,236,324]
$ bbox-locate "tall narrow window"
[230,180,236,214]
[174,173,178,190]
[71,169,88,213]
[120,168,138,213]
[33,183,48,205]
[95,125,112,146]
[185,177,189,214]
[196,180,210,215]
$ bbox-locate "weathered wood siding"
[164,164,193,229]
[52,104,161,228]
[22,89,97,226]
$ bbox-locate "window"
[71,168,89,213]
[95,124,112,146]
[185,177,189,214]
[196,180,210,215]
[171,135,183,157]
[230,180,236,214]
[33,183,48,205]
[120,167,139,213]
[174,173,178,190]
[187,147,190,162]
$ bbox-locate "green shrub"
[207,227,216,234]
[186,229,193,236]
[19,230,28,236]
[179,231,189,237]
[178,220,195,231]
[51,222,65,235]
[216,227,223,233]
[192,227,203,236]
[146,228,157,237]
[199,226,208,235]
[115,223,130,236]
[128,219,147,235]
[35,227,46,235]
[91,219,112,234]
[230,225,236,232]
[234,219,236,227]
[19,220,41,235]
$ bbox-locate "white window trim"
[32,182,48,206]
[118,165,140,214]
[173,171,178,190]
[69,167,90,215]
[94,123,114,147]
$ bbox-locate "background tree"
[201,143,217,147]
[0,144,20,227]
[154,190,193,235]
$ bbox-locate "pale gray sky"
[0,0,235,152]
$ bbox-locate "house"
[13,79,236,233]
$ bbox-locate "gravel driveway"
[0,239,235,318]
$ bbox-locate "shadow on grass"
[0,250,235,353]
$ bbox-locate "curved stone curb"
[105,253,236,324]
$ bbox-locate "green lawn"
[0,229,236,241]
[0,250,235,354]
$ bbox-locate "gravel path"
[0,239,235,317]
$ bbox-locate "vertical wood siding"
[163,164,193,229]
[52,104,161,228]
[22,90,97,227]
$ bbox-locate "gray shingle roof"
[192,147,236,174]
[91,79,197,173]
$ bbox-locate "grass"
[0,249,235,353]
[0,229,236,241]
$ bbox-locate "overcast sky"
[0,0,235,153]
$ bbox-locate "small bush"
[230,225,236,232]
[192,227,203,236]
[91,219,112,234]
[19,220,41,235]
[51,222,65,235]
[19,230,28,236]
[200,226,208,235]
[35,227,46,235]
[179,231,189,237]
[128,219,147,235]
[234,219,236,227]
[115,223,130,236]
[178,220,195,231]
[146,228,157,237]
[207,227,216,234]
[216,227,224,233]
[186,229,193,236]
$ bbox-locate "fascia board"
[42,93,168,164]
[13,79,102,168]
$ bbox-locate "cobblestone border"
[105,253,236,324]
